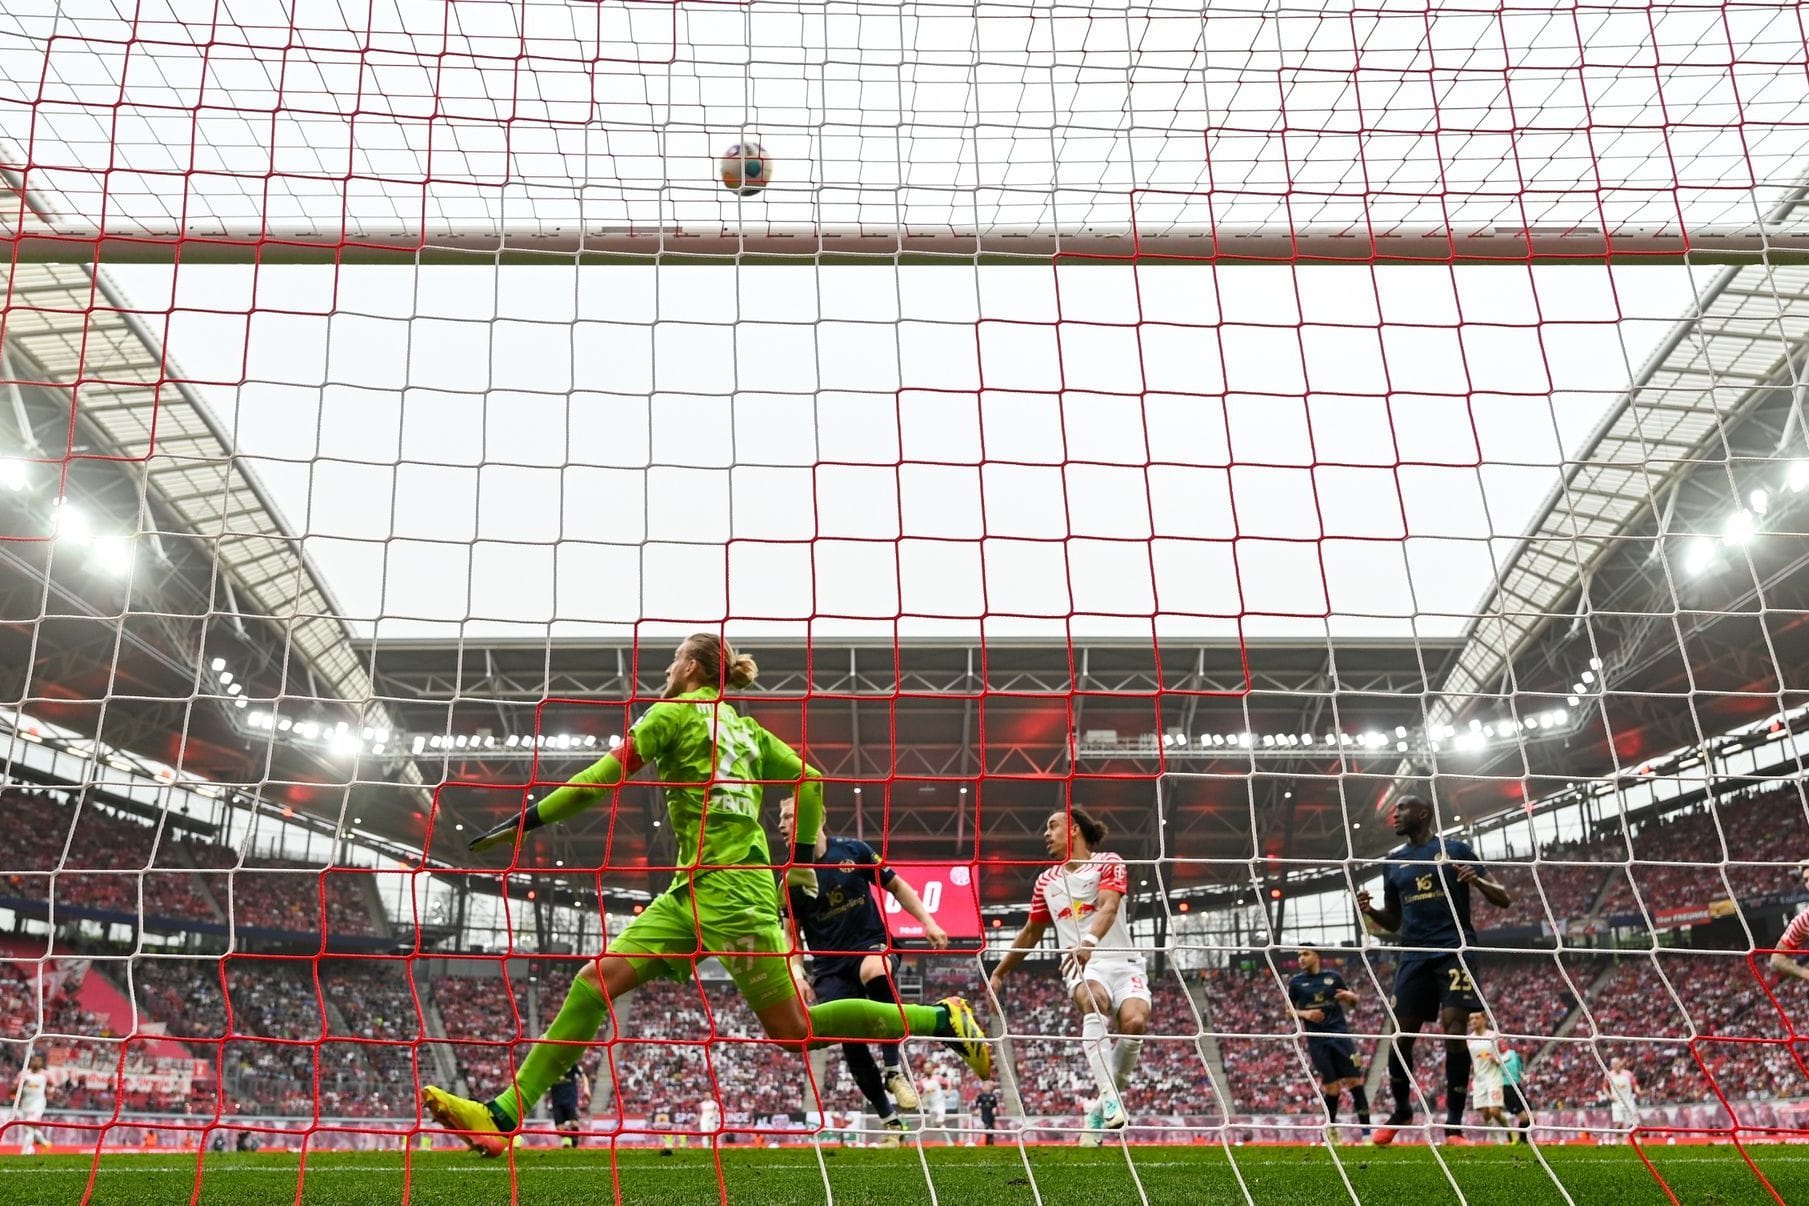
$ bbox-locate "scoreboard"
[875,862,983,948]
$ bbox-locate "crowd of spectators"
[228,859,382,940]
[0,786,385,943]
[0,789,221,924]
[432,966,536,1095]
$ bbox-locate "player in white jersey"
[1464,1013,1507,1138]
[1604,1057,1640,1137]
[991,808,1150,1134]
[1769,861,1809,984]
[918,1070,949,1141]
[11,1054,50,1156]
[697,1096,721,1139]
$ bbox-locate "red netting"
[4,2,1809,1203]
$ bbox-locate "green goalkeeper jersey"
[629,686,803,909]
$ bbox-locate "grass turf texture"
[1,1143,1804,1204]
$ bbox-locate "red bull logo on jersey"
[1054,901,1098,921]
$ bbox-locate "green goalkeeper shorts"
[609,881,797,1013]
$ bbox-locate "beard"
[662,673,684,698]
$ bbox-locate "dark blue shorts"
[548,1086,581,1125]
[1391,953,1483,1020]
[811,951,897,1000]
[1306,1036,1361,1084]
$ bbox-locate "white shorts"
[1611,1104,1640,1127]
[1471,1083,1504,1111]
[17,1102,44,1124]
[1064,956,1151,1010]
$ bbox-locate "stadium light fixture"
[1750,487,1771,515]
[0,458,27,491]
[1682,536,1718,576]
[90,535,133,576]
[1789,461,1809,493]
[226,683,242,696]
[212,658,227,672]
[54,501,92,545]
[1724,510,1756,545]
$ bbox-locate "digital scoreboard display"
[874,861,983,948]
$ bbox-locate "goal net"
[3,0,1809,1202]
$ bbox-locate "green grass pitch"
[2,1142,1806,1205]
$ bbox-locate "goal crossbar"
[10,225,1809,266]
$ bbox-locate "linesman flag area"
[9,0,1809,1204]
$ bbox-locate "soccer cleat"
[1099,1096,1128,1131]
[937,996,993,1079]
[422,1085,509,1158]
[878,1117,908,1147]
[886,1069,920,1110]
[1370,1125,1400,1147]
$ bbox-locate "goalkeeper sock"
[863,974,906,1069]
[489,974,608,1128]
[1080,1012,1119,1104]
[806,998,945,1045]
[1322,1092,1340,1124]
[1351,1085,1372,1125]
[1109,1034,1143,1089]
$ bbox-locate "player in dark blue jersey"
[545,1061,589,1147]
[778,796,950,1141]
[1287,948,1371,1138]
[1356,794,1511,1146]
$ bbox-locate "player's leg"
[426,901,671,1154]
[1108,986,1149,1090]
[1071,978,1124,1120]
[1436,959,1481,1138]
[1341,1067,1372,1129]
[1310,1045,1341,1124]
[1375,962,1434,1142]
[814,966,903,1129]
[859,953,919,1108]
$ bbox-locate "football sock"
[1109,1034,1143,1089]
[1444,1040,1472,1129]
[1386,1034,1416,1122]
[489,974,608,1128]
[863,974,906,1069]
[1080,1012,1120,1103]
[1322,1092,1340,1123]
[807,998,946,1045]
[1351,1086,1372,1125]
[842,1040,896,1121]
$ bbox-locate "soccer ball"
[719,142,771,196]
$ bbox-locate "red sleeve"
[1098,855,1129,895]
[1028,876,1052,924]
[617,734,645,776]
[1781,910,1809,952]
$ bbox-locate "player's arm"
[1454,858,1511,908]
[757,726,826,897]
[884,870,950,949]
[1332,973,1359,1007]
[780,888,817,1003]
[468,751,634,852]
[989,919,1049,995]
[1356,873,1402,934]
[1770,914,1809,981]
[1287,980,1323,1024]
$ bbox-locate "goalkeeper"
[422,633,991,1156]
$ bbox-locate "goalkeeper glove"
[469,803,547,854]
[786,841,819,899]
